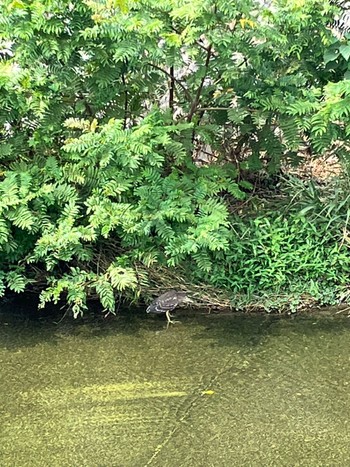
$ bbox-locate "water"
[1,306,350,466]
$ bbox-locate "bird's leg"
[165,310,181,327]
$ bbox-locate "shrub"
[0,0,349,314]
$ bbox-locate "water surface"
[1,307,350,466]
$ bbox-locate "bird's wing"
[156,295,179,310]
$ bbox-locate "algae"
[1,310,350,466]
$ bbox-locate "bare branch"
[186,44,213,123]
[147,62,193,103]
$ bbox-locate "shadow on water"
[188,312,280,348]
[0,298,148,351]
[0,292,286,353]
[1,294,349,352]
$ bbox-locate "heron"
[146,290,191,326]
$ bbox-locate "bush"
[0,0,349,314]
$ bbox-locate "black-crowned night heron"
[146,290,191,325]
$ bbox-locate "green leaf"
[340,44,350,61]
[324,49,339,64]
[6,271,28,293]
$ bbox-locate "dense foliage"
[1,0,350,314]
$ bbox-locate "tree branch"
[186,44,213,123]
[121,72,128,130]
[169,65,174,113]
[196,106,231,111]
[147,62,193,103]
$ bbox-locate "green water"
[1,308,350,466]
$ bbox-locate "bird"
[146,290,191,326]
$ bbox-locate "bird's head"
[177,292,193,305]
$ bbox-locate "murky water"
[1,305,350,466]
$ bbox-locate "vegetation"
[1,0,350,315]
